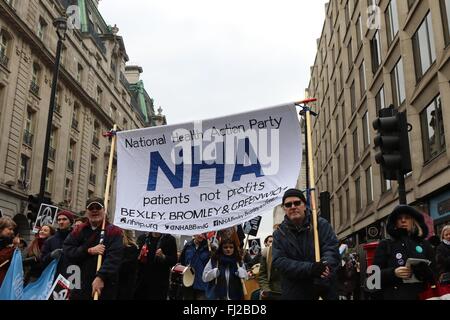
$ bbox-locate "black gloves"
[411,262,434,282]
[311,261,327,277]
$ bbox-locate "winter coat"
[179,239,210,292]
[373,205,435,300]
[272,214,340,300]
[258,246,282,296]
[41,229,72,278]
[134,233,177,300]
[63,222,123,300]
[118,245,139,300]
[436,242,450,277]
[0,237,15,286]
[202,257,248,300]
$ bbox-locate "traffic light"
[372,106,412,180]
[27,194,40,222]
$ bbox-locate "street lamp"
[38,17,68,206]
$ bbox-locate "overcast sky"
[99,0,327,240]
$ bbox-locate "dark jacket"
[436,242,450,277]
[41,229,72,278]
[372,205,435,300]
[179,239,210,291]
[135,233,177,300]
[258,246,282,297]
[63,222,123,300]
[0,237,15,286]
[118,245,139,300]
[272,214,339,300]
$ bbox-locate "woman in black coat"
[134,232,177,300]
[436,225,450,284]
[373,205,435,300]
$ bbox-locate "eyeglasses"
[87,204,103,211]
[283,200,303,208]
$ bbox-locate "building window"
[391,58,406,107]
[350,81,356,112]
[375,86,386,114]
[365,166,374,203]
[353,128,359,163]
[421,96,446,162]
[371,31,382,74]
[19,154,30,185]
[338,64,343,93]
[346,188,351,222]
[363,111,370,149]
[23,109,34,147]
[96,86,103,105]
[344,144,348,175]
[30,63,41,96]
[37,17,47,41]
[386,0,399,46]
[356,15,363,49]
[413,12,436,80]
[359,60,366,98]
[49,128,58,162]
[93,122,100,147]
[64,178,72,203]
[441,0,450,45]
[77,63,84,83]
[337,153,342,181]
[342,104,346,132]
[355,177,361,212]
[90,156,97,185]
[347,39,353,72]
[335,113,340,142]
[45,169,53,194]
[72,103,80,130]
[110,104,117,121]
[0,30,11,68]
[54,86,62,114]
[68,141,75,172]
[339,195,344,226]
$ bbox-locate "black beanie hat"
[282,188,306,205]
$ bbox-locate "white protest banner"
[114,103,302,235]
[33,204,58,234]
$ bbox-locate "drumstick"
[0,260,10,268]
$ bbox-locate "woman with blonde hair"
[436,225,450,284]
[373,205,435,300]
[118,229,139,299]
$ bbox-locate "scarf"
[214,255,242,300]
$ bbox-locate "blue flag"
[0,249,24,300]
[22,259,58,300]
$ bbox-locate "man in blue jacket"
[179,234,210,300]
[272,188,339,300]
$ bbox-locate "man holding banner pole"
[63,198,123,300]
[272,189,339,300]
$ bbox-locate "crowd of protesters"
[0,189,449,300]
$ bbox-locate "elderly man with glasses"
[63,197,123,300]
[272,188,339,300]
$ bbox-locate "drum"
[170,264,195,287]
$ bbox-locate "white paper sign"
[114,104,302,235]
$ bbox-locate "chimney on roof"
[124,65,143,84]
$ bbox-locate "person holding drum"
[178,234,210,300]
[202,237,248,300]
